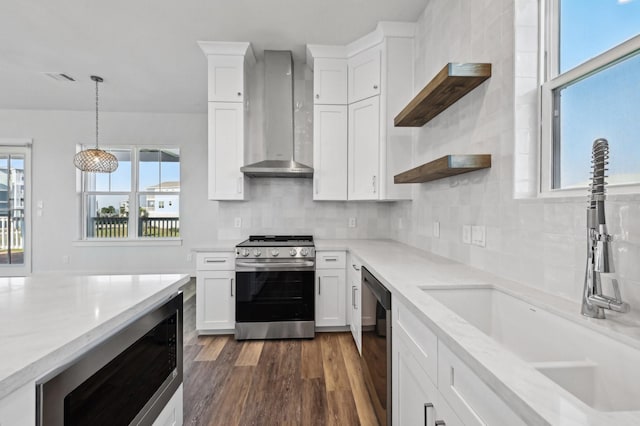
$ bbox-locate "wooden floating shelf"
[394,154,491,184]
[394,63,492,127]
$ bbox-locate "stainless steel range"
[235,235,315,340]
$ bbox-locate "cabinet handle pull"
[205,259,226,263]
[237,177,243,194]
[315,94,320,99]
[435,421,446,426]
[324,257,338,262]
[373,84,378,90]
[318,277,321,295]
[315,178,319,195]
[237,92,242,97]
[352,286,356,308]
[352,264,360,271]
[424,403,433,426]
[230,278,234,297]
[372,175,377,193]
[354,287,358,310]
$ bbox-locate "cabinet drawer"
[196,252,235,270]
[395,301,438,384]
[316,251,346,269]
[438,344,527,426]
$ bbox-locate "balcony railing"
[88,216,179,238]
[0,216,24,249]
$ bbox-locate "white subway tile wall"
[390,0,640,310]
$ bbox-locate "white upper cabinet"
[313,105,348,200]
[206,55,245,103]
[199,41,255,201]
[348,96,380,200]
[313,58,348,105]
[207,102,246,200]
[348,47,381,103]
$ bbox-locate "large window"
[81,147,180,240]
[541,0,640,192]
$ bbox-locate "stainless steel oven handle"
[318,277,321,295]
[236,261,315,268]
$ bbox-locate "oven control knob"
[289,248,297,257]
[300,248,309,257]
[241,249,250,257]
[253,249,261,257]
[271,248,280,257]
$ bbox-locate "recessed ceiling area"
[0,0,427,113]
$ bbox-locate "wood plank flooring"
[182,296,379,425]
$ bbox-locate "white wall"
[390,0,640,310]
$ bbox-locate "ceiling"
[0,0,427,113]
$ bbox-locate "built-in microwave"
[36,293,183,425]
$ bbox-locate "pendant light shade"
[74,76,118,173]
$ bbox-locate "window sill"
[538,182,640,201]
[72,239,183,247]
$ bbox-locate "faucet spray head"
[589,138,609,204]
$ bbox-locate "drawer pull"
[230,278,234,297]
[318,277,321,295]
[435,421,446,426]
[324,257,338,262]
[352,263,360,271]
[206,259,227,263]
[424,402,433,426]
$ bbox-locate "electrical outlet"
[348,217,357,228]
[471,225,486,247]
[62,255,70,264]
[186,253,193,262]
[462,225,471,244]
[433,221,440,238]
[234,217,242,228]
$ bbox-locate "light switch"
[471,225,486,247]
[234,217,242,228]
[348,217,357,228]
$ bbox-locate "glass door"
[0,146,29,275]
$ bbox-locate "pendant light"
[73,76,118,173]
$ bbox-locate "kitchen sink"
[421,286,640,412]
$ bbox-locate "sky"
[558,0,640,188]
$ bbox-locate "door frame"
[0,139,32,276]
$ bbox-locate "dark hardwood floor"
[182,296,379,425]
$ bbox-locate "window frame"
[77,145,181,244]
[540,0,640,197]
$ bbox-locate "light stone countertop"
[0,273,190,401]
[316,239,640,426]
[191,243,236,252]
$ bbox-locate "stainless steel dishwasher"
[361,266,392,426]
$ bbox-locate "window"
[81,147,180,240]
[541,0,640,193]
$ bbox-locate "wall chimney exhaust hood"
[240,50,313,178]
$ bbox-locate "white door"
[348,96,380,200]
[313,58,348,105]
[206,55,245,102]
[208,102,245,200]
[196,270,235,331]
[316,269,346,327]
[313,105,348,200]
[0,144,30,276]
[348,47,381,103]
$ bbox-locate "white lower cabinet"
[196,252,235,333]
[315,268,346,327]
[0,382,35,426]
[394,299,525,426]
[316,251,346,327]
[152,384,184,426]
[346,253,362,352]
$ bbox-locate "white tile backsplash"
[390,0,640,310]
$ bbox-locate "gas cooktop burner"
[237,235,314,247]
[236,235,315,259]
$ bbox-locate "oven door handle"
[235,261,315,268]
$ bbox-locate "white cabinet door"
[346,255,362,352]
[316,269,346,327]
[207,55,245,102]
[395,328,464,426]
[348,96,380,200]
[196,270,235,331]
[208,102,246,200]
[313,58,348,105]
[0,382,35,426]
[313,105,348,200]
[152,384,183,426]
[348,47,381,103]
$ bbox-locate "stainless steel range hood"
[241,50,313,178]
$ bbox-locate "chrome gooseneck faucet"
[581,138,630,318]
